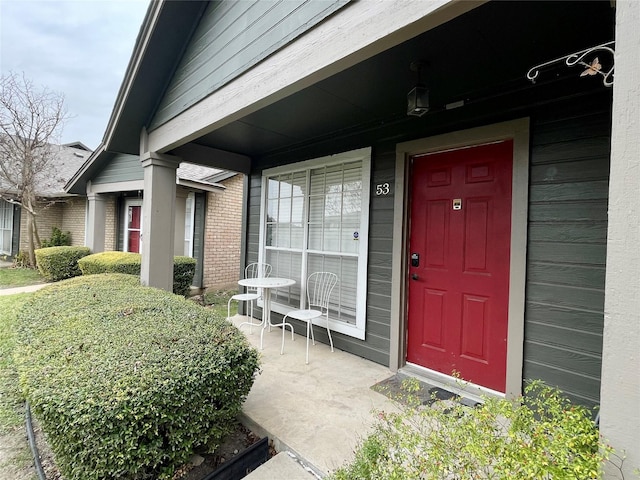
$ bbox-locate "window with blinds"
[184,192,195,257]
[0,199,13,255]
[259,147,371,339]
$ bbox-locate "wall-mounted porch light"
[407,61,429,117]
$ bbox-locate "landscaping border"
[25,402,46,480]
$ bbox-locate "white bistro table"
[237,277,296,350]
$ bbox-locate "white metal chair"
[280,271,338,364]
[229,262,272,332]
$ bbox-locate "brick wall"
[19,202,64,251]
[202,175,244,289]
[60,198,86,246]
[19,195,119,253]
[104,195,118,251]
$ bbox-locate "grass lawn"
[0,292,36,480]
[204,288,238,319]
[0,293,30,432]
[0,267,44,289]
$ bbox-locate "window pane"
[323,226,341,252]
[267,199,278,221]
[268,178,280,199]
[342,224,360,254]
[265,250,302,308]
[308,196,324,224]
[1,200,14,254]
[275,224,290,248]
[291,196,304,223]
[2,231,10,253]
[291,195,305,249]
[278,197,291,223]
[307,254,357,325]
[308,224,322,250]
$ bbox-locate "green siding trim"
[93,154,142,185]
[150,0,350,129]
[192,193,206,288]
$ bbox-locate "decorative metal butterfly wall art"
[527,41,614,87]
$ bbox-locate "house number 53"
[376,183,390,196]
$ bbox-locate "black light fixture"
[407,61,429,117]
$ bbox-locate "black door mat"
[371,373,480,408]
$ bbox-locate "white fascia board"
[177,179,225,193]
[148,0,482,154]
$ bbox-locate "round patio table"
[238,277,295,349]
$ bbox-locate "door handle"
[411,273,419,281]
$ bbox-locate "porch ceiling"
[184,1,614,162]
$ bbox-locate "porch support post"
[601,1,640,476]
[140,151,180,291]
[86,187,106,253]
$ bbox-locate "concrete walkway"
[0,284,47,295]
[230,315,400,478]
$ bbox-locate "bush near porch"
[34,246,91,281]
[14,274,260,480]
[78,251,196,296]
[331,379,617,480]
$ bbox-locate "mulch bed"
[31,417,274,480]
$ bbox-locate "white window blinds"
[260,147,370,339]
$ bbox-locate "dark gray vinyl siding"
[116,198,124,252]
[524,97,611,409]
[150,0,350,129]
[93,154,142,184]
[192,192,206,287]
[245,89,612,402]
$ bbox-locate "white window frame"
[258,147,371,340]
[184,192,196,257]
[0,199,13,256]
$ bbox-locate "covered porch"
[69,0,640,474]
[229,313,399,478]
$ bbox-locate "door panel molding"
[391,118,529,399]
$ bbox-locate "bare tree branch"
[0,72,68,265]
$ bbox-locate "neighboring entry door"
[407,140,513,392]
[125,201,142,253]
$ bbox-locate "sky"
[0,0,150,151]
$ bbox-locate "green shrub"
[330,379,618,480]
[14,274,259,480]
[173,256,197,296]
[40,226,72,247]
[78,251,141,276]
[13,250,31,268]
[34,246,91,281]
[78,252,196,296]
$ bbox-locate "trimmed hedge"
[78,252,196,296]
[15,274,260,480]
[173,256,197,296]
[34,246,91,281]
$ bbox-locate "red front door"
[407,141,513,392]
[127,205,142,253]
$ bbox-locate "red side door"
[407,141,513,392]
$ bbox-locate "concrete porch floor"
[229,314,400,478]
